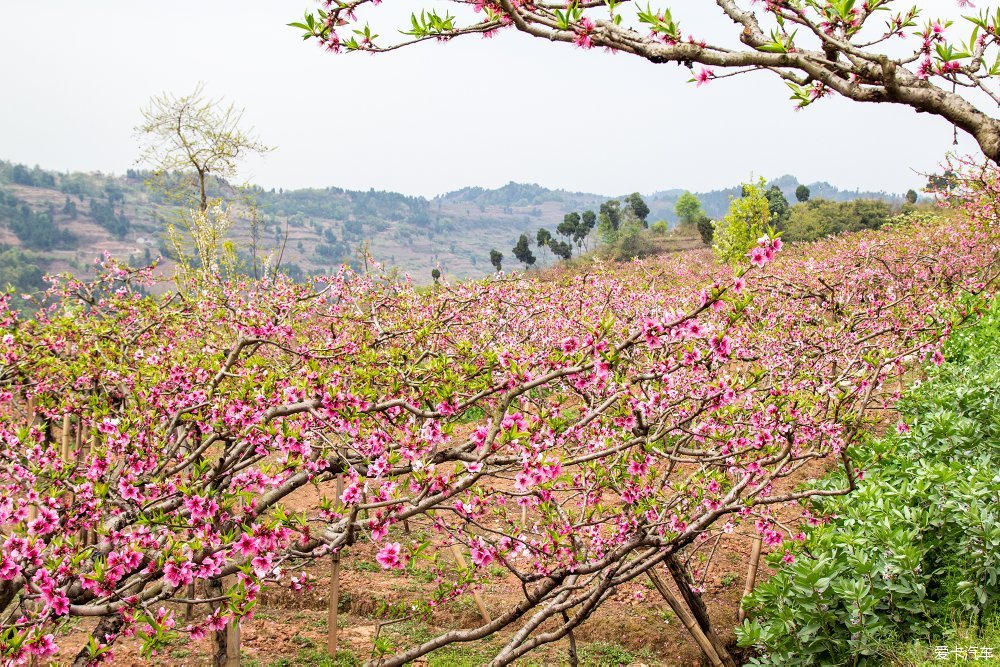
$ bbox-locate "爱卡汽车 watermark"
[933,646,995,661]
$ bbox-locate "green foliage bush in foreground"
[738,297,1000,666]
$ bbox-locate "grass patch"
[577,641,649,666]
[883,616,1000,666]
[256,648,361,667]
[350,559,380,573]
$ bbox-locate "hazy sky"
[0,1,982,197]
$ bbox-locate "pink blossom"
[375,542,407,570]
[470,542,495,568]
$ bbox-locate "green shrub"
[605,220,655,261]
[713,180,770,264]
[783,199,894,242]
[737,299,1000,666]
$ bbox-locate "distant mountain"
[644,175,904,222]
[0,159,907,290]
[437,182,605,209]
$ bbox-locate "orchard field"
[5,0,1000,665]
[1,175,997,666]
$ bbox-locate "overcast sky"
[0,1,982,197]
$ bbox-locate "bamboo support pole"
[225,622,241,667]
[27,397,38,524]
[647,569,724,667]
[225,575,241,667]
[665,555,736,667]
[86,427,98,546]
[739,536,763,623]
[328,476,344,658]
[61,414,72,462]
[450,544,491,624]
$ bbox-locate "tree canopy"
[675,192,705,227]
[512,233,537,268]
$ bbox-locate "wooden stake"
[75,419,83,459]
[739,536,763,623]
[225,585,241,667]
[61,414,72,462]
[328,476,344,658]
[27,394,39,525]
[450,544,491,623]
[647,569,724,667]
[86,426,98,547]
[225,624,241,667]
[185,582,196,622]
[665,555,736,667]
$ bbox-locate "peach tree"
[0,203,995,665]
[293,0,1000,161]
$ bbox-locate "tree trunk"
[207,578,229,667]
[72,615,124,667]
[561,611,578,667]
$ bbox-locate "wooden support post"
[739,536,763,623]
[328,476,344,658]
[401,476,411,534]
[647,569,724,667]
[205,577,234,667]
[27,398,38,525]
[225,623,241,667]
[450,544,491,624]
[74,421,87,542]
[75,419,83,458]
[225,578,241,667]
[86,426,98,547]
[61,414,72,462]
[665,555,737,667]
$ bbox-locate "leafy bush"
[783,198,894,242]
[713,180,770,264]
[605,219,655,260]
[737,299,1000,666]
[697,216,714,245]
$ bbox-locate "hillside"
[0,159,906,291]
